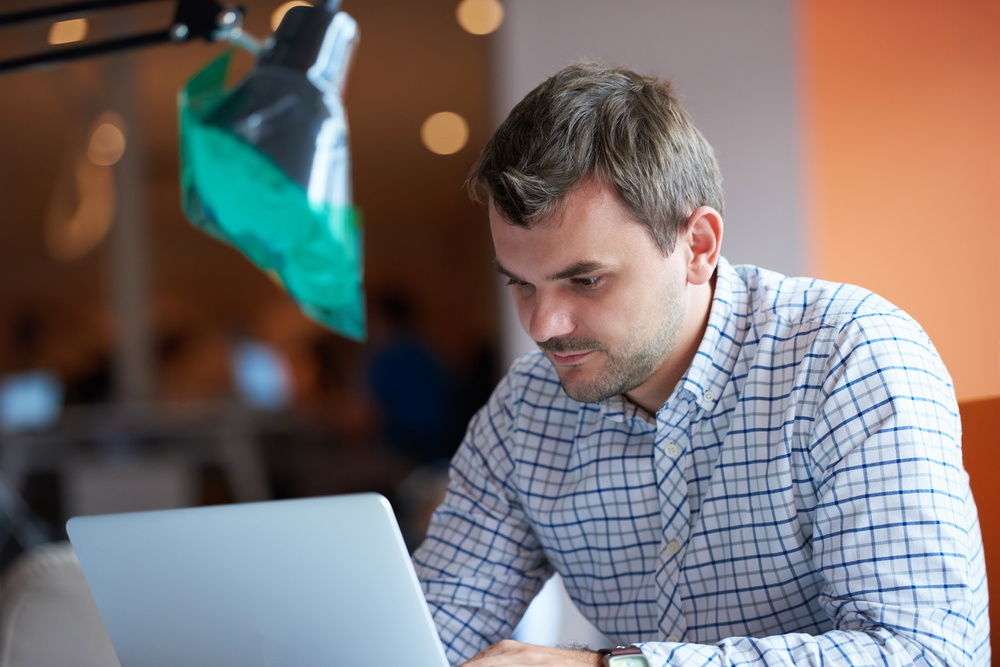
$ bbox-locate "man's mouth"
[539,337,604,366]
[550,351,592,365]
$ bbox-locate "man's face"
[490,180,696,410]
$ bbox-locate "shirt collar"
[672,256,747,413]
[600,393,656,425]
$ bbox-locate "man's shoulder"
[503,351,566,402]
[732,263,910,331]
[484,351,590,423]
[469,352,580,455]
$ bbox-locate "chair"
[0,541,118,667]
[959,396,1000,661]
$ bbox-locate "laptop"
[66,493,450,667]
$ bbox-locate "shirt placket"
[652,405,693,643]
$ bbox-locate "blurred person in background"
[366,291,461,467]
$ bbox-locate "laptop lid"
[66,493,450,667]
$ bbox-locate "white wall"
[491,0,803,646]
[492,0,804,366]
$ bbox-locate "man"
[411,63,988,667]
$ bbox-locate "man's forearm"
[461,641,602,667]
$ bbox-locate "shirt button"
[664,442,680,457]
[666,540,681,556]
[667,634,681,643]
[703,390,714,401]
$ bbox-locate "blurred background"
[0,0,997,645]
[0,0,501,543]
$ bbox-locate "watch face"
[606,655,649,667]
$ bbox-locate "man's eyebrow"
[549,261,604,281]
[493,259,606,282]
[493,260,519,281]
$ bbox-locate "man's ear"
[682,206,723,285]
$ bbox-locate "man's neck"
[625,274,716,414]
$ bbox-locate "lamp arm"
[0,0,162,27]
[0,29,175,74]
[0,0,236,75]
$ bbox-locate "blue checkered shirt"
[412,258,989,666]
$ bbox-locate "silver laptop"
[66,493,450,667]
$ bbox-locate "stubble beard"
[541,291,684,405]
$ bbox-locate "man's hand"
[462,640,603,667]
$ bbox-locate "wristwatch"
[597,645,649,667]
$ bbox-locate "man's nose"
[525,292,574,343]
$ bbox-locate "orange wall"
[800,0,1000,400]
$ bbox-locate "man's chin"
[555,360,652,405]
[557,371,618,405]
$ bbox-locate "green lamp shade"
[179,43,364,340]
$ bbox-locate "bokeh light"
[48,18,88,45]
[87,112,127,167]
[421,112,469,155]
[271,1,313,32]
[456,0,504,35]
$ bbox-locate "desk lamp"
[0,0,365,340]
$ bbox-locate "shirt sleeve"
[636,311,988,666]
[412,370,554,665]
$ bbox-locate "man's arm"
[462,640,603,667]
[413,369,555,664]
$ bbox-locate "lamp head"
[179,2,364,340]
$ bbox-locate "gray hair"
[468,62,724,254]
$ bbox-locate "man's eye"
[572,276,602,289]
[505,278,534,294]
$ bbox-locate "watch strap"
[598,645,647,667]
[598,646,643,657]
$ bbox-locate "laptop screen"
[67,493,450,667]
